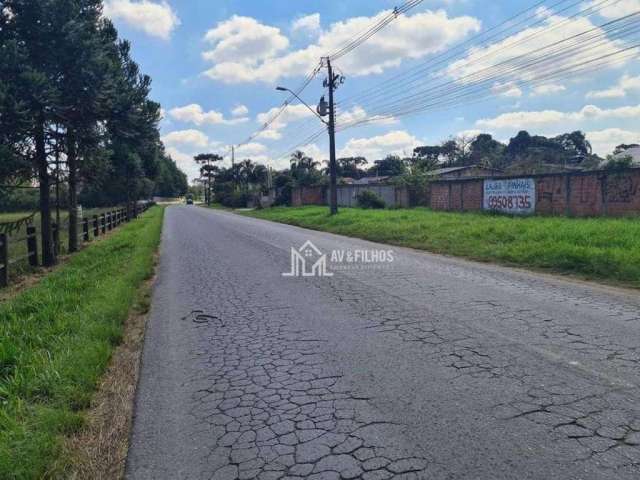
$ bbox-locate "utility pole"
[232,145,236,192]
[207,156,211,206]
[326,58,338,215]
[276,61,343,215]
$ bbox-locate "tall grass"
[246,207,640,287]
[0,208,117,280]
[0,207,164,479]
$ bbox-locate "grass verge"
[0,206,164,479]
[244,206,640,288]
[0,208,117,282]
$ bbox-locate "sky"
[102,0,640,181]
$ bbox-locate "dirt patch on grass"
[65,255,158,480]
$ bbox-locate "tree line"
[0,0,187,265]
[197,129,638,207]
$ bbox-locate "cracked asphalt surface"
[126,206,640,480]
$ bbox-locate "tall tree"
[289,151,321,187]
[57,0,112,251]
[194,153,222,205]
[370,155,407,177]
[1,0,63,265]
[469,134,506,169]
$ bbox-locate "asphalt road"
[126,206,640,480]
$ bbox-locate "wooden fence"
[0,202,152,288]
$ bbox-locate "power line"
[337,0,624,112]
[235,0,426,154]
[335,8,640,129]
[337,43,640,132]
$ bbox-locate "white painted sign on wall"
[483,178,535,214]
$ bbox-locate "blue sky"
[103,0,640,181]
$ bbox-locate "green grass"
[0,208,118,280]
[0,206,164,479]
[245,206,640,288]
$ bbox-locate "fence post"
[52,223,59,256]
[83,218,89,242]
[0,233,8,288]
[93,215,99,237]
[107,212,112,231]
[101,213,106,234]
[26,226,38,267]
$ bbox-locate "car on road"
[186,195,194,205]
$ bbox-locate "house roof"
[351,176,391,185]
[426,165,499,176]
[614,146,640,162]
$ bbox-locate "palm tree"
[290,151,319,174]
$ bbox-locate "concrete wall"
[430,168,640,217]
[292,185,409,208]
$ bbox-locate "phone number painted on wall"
[483,178,535,214]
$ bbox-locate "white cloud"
[476,104,640,129]
[292,13,322,36]
[457,129,484,139]
[169,103,248,126]
[203,9,480,84]
[202,15,289,65]
[589,0,640,19]
[103,0,179,40]
[256,104,316,140]
[162,129,209,149]
[532,83,566,96]
[166,146,200,182]
[447,9,632,85]
[491,82,523,98]
[235,142,268,157]
[231,104,249,117]
[338,130,420,159]
[587,74,640,99]
[586,128,639,156]
[336,105,398,127]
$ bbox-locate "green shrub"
[220,191,250,208]
[356,190,386,209]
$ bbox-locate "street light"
[276,82,338,215]
[276,86,327,124]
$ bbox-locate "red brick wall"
[569,174,602,217]
[462,181,483,211]
[536,175,568,215]
[292,186,325,206]
[430,183,451,211]
[605,170,640,216]
[430,168,640,217]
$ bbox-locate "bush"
[220,191,250,208]
[603,155,634,171]
[0,188,40,212]
[356,190,386,209]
